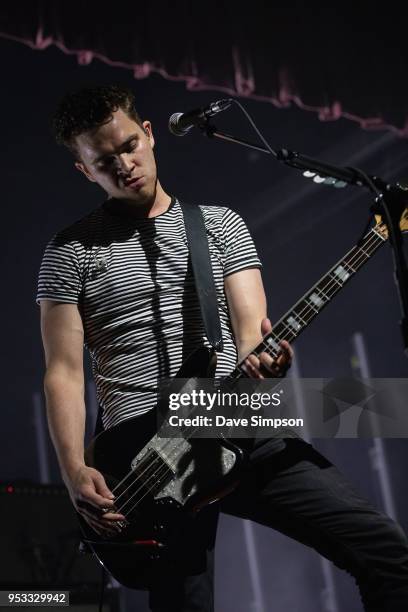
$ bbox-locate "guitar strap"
[180,201,224,353]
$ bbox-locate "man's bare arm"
[224,268,293,377]
[40,301,124,532]
[41,301,86,480]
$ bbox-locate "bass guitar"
[79,211,407,587]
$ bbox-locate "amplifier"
[0,482,102,588]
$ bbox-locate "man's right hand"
[67,465,126,536]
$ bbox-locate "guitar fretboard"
[228,225,387,381]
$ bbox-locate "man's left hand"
[243,318,293,379]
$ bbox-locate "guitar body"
[79,347,245,588]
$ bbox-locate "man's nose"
[117,154,134,174]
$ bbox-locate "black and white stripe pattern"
[37,198,261,429]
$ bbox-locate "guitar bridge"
[131,448,175,496]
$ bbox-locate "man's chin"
[111,183,157,209]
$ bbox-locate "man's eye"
[98,157,113,168]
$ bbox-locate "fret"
[304,299,319,314]
[307,291,325,310]
[233,369,245,380]
[230,364,246,379]
[372,226,387,241]
[334,264,351,283]
[344,235,381,272]
[265,335,281,354]
[300,309,316,325]
[290,305,308,326]
[358,246,371,258]
[325,273,345,294]
[344,247,364,268]
[276,321,297,340]
[341,259,356,274]
[348,246,367,265]
[249,345,261,358]
[286,314,302,332]
[253,339,275,358]
[263,337,277,351]
[314,285,331,303]
[235,363,245,376]
[327,271,343,288]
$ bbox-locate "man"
[38,85,408,611]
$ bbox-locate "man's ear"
[75,161,97,183]
[142,120,155,149]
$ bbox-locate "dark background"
[1,7,407,610]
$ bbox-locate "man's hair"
[52,84,143,158]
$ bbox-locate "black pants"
[148,439,408,612]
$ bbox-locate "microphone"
[168,99,232,136]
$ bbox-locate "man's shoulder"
[51,205,104,247]
[196,203,233,227]
[175,201,231,228]
[197,203,248,230]
[197,203,229,216]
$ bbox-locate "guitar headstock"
[375,207,408,239]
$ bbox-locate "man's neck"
[107,183,172,218]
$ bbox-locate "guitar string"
[108,228,385,520]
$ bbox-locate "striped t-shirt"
[36,198,262,429]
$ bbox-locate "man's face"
[74,108,157,205]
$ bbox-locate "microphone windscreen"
[168,113,186,136]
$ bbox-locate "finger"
[262,362,283,378]
[96,516,124,534]
[89,521,116,536]
[245,355,264,379]
[85,515,121,536]
[80,511,117,536]
[100,510,126,521]
[276,358,291,374]
[77,499,125,524]
[76,499,115,523]
[256,351,288,378]
[278,340,294,360]
[92,471,115,501]
[100,520,123,534]
[261,317,273,336]
[275,355,292,373]
[94,525,117,537]
[247,354,260,369]
[249,352,283,378]
[77,485,115,510]
[78,504,110,523]
[258,349,283,371]
[258,352,277,371]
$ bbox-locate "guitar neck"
[228,224,387,380]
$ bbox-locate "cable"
[98,566,106,612]
[227,98,278,156]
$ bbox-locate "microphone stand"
[199,121,408,357]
